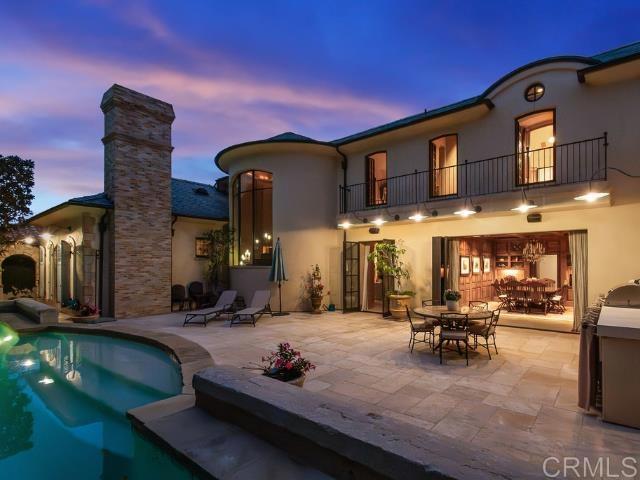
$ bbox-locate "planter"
[446,300,460,311]
[388,294,413,319]
[264,372,306,388]
[310,295,322,314]
[68,314,100,323]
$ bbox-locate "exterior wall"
[345,201,640,308]
[32,210,103,308]
[101,85,175,318]
[226,150,343,311]
[341,64,640,206]
[0,242,40,300]
[171,217,226,289]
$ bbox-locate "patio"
[112,310,640,470]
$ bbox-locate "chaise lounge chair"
[229,290,272,327]
[183,290,237,327]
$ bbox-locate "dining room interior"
[451,231,575,332]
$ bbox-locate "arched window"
[232,170,273,266]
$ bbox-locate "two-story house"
[215,41,640,330]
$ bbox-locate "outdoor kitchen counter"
[597,306,640,429]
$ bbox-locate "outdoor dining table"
[413,305,492,325]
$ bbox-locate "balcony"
[339,135,608,214]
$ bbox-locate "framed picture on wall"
[460,256,470,275]
[195,237,210,258]
[483,256,491,273]
[472,256,481,274]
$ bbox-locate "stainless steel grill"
[604,280,640,308]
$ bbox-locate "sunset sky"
[1,0,638,214]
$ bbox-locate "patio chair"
[421,298,442,307]
[438,312,470,366]
[171,284,187,311]
[188,281,215,309]
[469,301,488,311]
[469,309,500,359]
[183,290,237,327]
[405,306,436,353]
[229,290,272,327]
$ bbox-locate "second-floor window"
[516,110,555,185]
[366,151,387,206]
[430,134,458,197]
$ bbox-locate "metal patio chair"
[469,309,500,359]
[406,306,436,353]
[438,312,470,366]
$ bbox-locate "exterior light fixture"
[40,232,52,241]
[547,136,556,145]
[408,213,427,222]
[22,359,35,367]
[38,377,54,385]
[511,189,538,213]
[337,221,351,229]
[1,335,13,343]
[371,218,387,226]
[574,191,610,202]
[454,199,481,218]
[23,236,35,245]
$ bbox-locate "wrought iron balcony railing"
[339,134,607,214]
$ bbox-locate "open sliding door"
[343,241,360,312]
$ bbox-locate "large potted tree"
[367,242,414,319]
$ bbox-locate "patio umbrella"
[269,237,289,316]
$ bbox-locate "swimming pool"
[0,327,196,479]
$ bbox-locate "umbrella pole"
[273,280,289,316]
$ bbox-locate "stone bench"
[193,366,539,480]
[0,299,58,324]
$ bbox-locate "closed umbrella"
[269,237,289,316]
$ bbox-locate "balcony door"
[366,151,387,207]
[516,110,555,185]
[429,134,457,197]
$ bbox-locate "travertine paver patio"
[112,311,640,470]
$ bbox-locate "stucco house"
[215,40,640,329]
[10,85,228,318]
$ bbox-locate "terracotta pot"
[388,294,413,319]
[446,300,460,311]
[310,295,322,314]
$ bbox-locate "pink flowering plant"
[262,342,315,382]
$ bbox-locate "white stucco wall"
[171,217,226,289]
[223,148,343,311]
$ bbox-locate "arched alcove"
[1,254,36,295]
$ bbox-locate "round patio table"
[413,306,492,326]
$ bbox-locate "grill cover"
[604,281,640,308]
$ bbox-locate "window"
[516,110,555,185]
[232,170,273,265]
[195,237,209,258]
[429,134,458,197]
[524,83,545,102]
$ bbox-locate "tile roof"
[33,178,228,222]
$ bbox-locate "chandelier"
[523,239,545,263]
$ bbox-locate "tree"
[0,155,35,255]
[204,224,234,293]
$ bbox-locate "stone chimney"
[101,84,175,318]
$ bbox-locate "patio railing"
[339,134,607,213]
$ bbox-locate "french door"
[342,241,360,312]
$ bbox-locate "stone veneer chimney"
[101,84,175,318]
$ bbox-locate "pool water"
[0,328,197,479]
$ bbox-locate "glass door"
[343,241,360,312]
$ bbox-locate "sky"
[1,0,639,215]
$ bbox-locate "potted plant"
[305,264,327,314]
[62,299,100,323]
[262,342,315,387]
[444,289,461,311]
[367,241,414,319]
